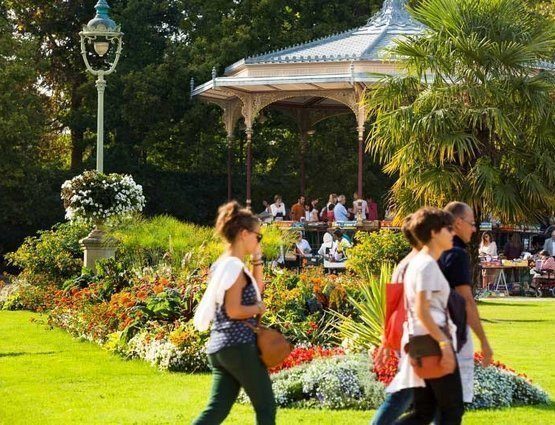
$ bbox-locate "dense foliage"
[366,0,555,225]
[0,0,395,265]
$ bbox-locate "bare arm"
[414,291,450,343]
[456,285,493,365]
[251,251,265,293]
[414,291,455,370]
[224,274,263,319]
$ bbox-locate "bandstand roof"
[191,0,424,104]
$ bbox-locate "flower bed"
[248,351,549,411]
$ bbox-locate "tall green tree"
[366,0,555,228]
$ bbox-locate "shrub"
[251,354,386,410]
[0,278,59,312]
[332,264,392,349]
[260,224,297,260]
[5,222,91,281]
[346,230,410,276]
[109,215,222,271]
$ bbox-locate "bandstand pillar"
[245,127,253,209]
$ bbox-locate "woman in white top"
[352,192,368,220]
[318,232,335,257]
[269,194,286,220]
[393,207,464,425]
[307,199,319,222]
[478,231,497,257]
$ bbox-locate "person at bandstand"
[290,195,306,222]
[503,233,523,260]
[352,192,368,220]
[479,231,497,257]
[479,231,498,288]
[269,195,286,221]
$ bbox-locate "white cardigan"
[193,256,261,331]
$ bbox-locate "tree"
[366,0,555,227]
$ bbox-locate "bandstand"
[191,0,424,208]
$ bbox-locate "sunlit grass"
[0,300,553,424]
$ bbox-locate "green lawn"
[0,300,553,424]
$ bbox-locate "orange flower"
[153,284,165,294]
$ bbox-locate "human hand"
[440,344,456,373]
[481,342,494,367]
[257,301,267,315]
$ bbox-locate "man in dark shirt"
[439,202,493,404]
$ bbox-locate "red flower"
[269,346,345,373]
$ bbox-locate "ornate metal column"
[355,84,367,198]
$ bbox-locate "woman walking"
[392,207,464,425]
[192,201,276,425]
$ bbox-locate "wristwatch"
[439,340,451,349]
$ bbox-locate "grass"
[0,300,553,424]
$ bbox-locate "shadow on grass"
[482,318,548,323]
[0,351,57,358]
[478,301,541,308]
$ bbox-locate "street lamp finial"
[87,0,117,32]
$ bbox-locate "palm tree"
[366,0,555,230]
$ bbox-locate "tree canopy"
[366,0,555,224]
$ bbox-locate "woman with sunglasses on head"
[395,207,464,425]
[193,201,275,425]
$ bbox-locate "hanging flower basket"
[61,170,146,224]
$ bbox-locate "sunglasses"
[253,231,263,243]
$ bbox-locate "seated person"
[318,232,335,257]
[295,231,312,257]
[330,229,352,262]
[535,250,555,273]
[270,194,286,221]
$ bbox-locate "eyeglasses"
[461,218,477,228]
[253,231,263,243]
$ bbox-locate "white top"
[387,251,456,394]
[309,209,319,222]
[270,203,286,218]
[479,241,497,256]
[296,239,312,254]
[318,233,335,256]
[352,199,368,220]
[193,256,261,331]
[404,251,450,335]
[333,203,349,221]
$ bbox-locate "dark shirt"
[503,243,522,260]
[439,236,472,288]
[206,273,257,354]
[439,235,470,348]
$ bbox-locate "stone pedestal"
[80,225,116,271]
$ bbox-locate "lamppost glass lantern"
[79,0,123,173]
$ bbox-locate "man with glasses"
[439,202,493,406]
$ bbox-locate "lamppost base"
[80,225,117,271]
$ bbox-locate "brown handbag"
[405,329,455,379]
[246,316,293,368]
[405,293,455,380]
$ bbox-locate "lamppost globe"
[79,0,123,173]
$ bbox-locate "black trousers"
[396,366,464,425]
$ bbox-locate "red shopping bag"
[384,283,406,351]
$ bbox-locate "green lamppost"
[79,0,123,173]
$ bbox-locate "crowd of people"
[192,200,498,425]
[260,193,379,223]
